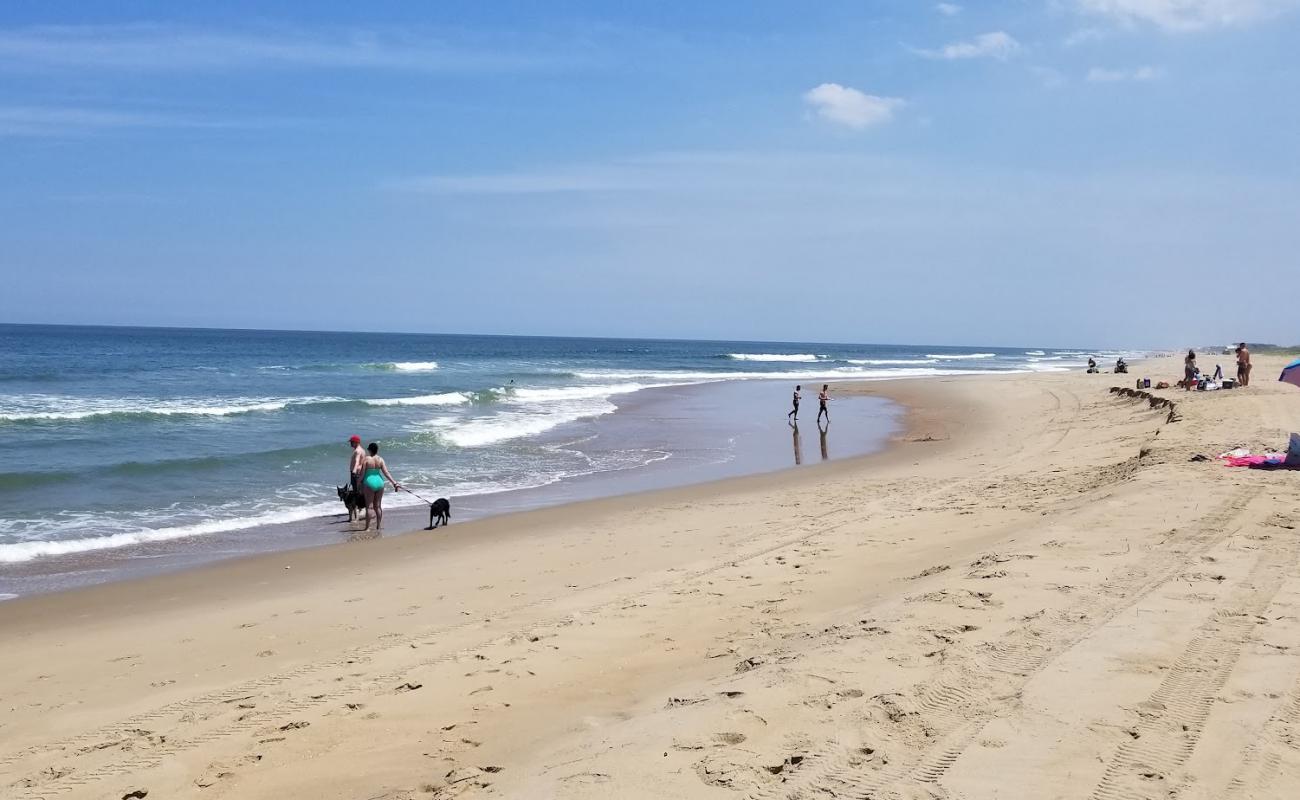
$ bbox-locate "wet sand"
[4,354,1300,800]
[0,380,898,596]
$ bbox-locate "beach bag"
[1288,433,1300,464]
[1143,378,1151,388]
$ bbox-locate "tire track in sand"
[1085,518,1299,800]
[748,484,1261,800]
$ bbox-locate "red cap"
[349,435,361,443]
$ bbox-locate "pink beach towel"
[1220,453,1300,470]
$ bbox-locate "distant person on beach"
[360,442,401,532]
[817,385,830,424]
[1184,349,1197,390]
[1236,343,1251,387]
[788,385,801,421]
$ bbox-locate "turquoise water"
[0,324,1115,584]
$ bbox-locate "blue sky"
[2,1,1297,348]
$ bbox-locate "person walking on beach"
[1184,349,1198,390]
[1236,342,1252,387]
[360,442,401,532]
[817,384,831,424]
[788,385,801,421]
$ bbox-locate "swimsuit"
[363,467,385,492]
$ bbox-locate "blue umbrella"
[1281,358,1300,389]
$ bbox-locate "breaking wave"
[725,353,825,362]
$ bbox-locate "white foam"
[726,353,824,362]
[433,383,651,448]
[511,384,648,402]
[0,500,336,564]
[389,361,440,372]
[844,359,936,366]
[0,593,17,601]
[925,353,997,360]
[363,392,469,407]
[1025,350,1046,356]
[571,366,964,382]
[0,395,323,423]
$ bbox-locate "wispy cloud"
[0,24,571,73]
[1087,65,1163,82]
[913,31,1021,60]
[392,167,658,195]
[803,83,903,130]
[1030,66,1069,88]
[0,105,249,137]
[1063,27,1109,46]
[1076,0,1300,31]
[936,3,963,16]
[389,151,900,197]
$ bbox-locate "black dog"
[427,497,451,529]
[336,484,367,523]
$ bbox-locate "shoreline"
[0,375,939,616]
[8,354,1295,799]
[0,379,902,598]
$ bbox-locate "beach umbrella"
[1280,358,1300,389]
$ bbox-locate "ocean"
[0,324,1127,595]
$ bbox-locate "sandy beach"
[4,353,1299,800]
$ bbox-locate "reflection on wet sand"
[819,421,829,461]
[791,422,803,465]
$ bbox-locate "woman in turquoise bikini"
[360,442,401,532]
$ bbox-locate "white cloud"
[914,31,1021,60]
[1030,66,1069,88]
[1063,27,1109,46]
[802,83,904,130]
[1076,0,1300,31]
[1086,65,1163,81]
[936,3,963,15]
[0,24,566,72]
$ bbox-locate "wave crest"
[366,361,439,372]
[362,392,467,407]
[725,353,824,362]
[0,397,310,423]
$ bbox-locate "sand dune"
[3,354,1299,799]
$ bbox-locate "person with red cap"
[347,435,366,499]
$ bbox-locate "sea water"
[0,324,1132,594]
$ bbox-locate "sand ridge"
[2,354,1299,799]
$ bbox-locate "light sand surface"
[3,354,1300,800]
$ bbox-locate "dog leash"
[401,486,438,506]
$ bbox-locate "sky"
[1,1,1297,348]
